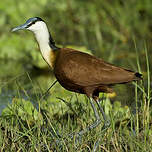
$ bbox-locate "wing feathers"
[55,49,142,87]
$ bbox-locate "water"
[0,59,53,114]
[0,90,12,114]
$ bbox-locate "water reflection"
[0,59,54,113]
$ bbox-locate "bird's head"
[12,17,46,33]
[11,17,59,60]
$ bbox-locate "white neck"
[32,23,52,67]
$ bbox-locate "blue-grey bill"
[11,23,27,32]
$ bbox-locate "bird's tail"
[134,72,143,80]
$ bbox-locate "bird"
[12,17,142,137]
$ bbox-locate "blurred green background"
[0,0,151,111]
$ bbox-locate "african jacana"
[12,17,142,137]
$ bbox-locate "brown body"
[11,17,142,101]
[53,48,142,100]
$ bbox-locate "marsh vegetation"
[0,0,152,151]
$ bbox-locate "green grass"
[0,94,151,151]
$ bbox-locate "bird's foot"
[68,131,82,146]
[101,120,111,131]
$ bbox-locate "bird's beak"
[11,22,28,32]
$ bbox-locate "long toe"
[102,120,111,130]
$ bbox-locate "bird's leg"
[91,98,111,152]
[72,98,101,141]
[96,99,111,130]
[40,80,57,100]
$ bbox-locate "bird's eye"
[26,21,37,28]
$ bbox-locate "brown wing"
[55,48,138,87]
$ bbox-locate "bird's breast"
[41,49,58,69]
[54,52,84,93]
